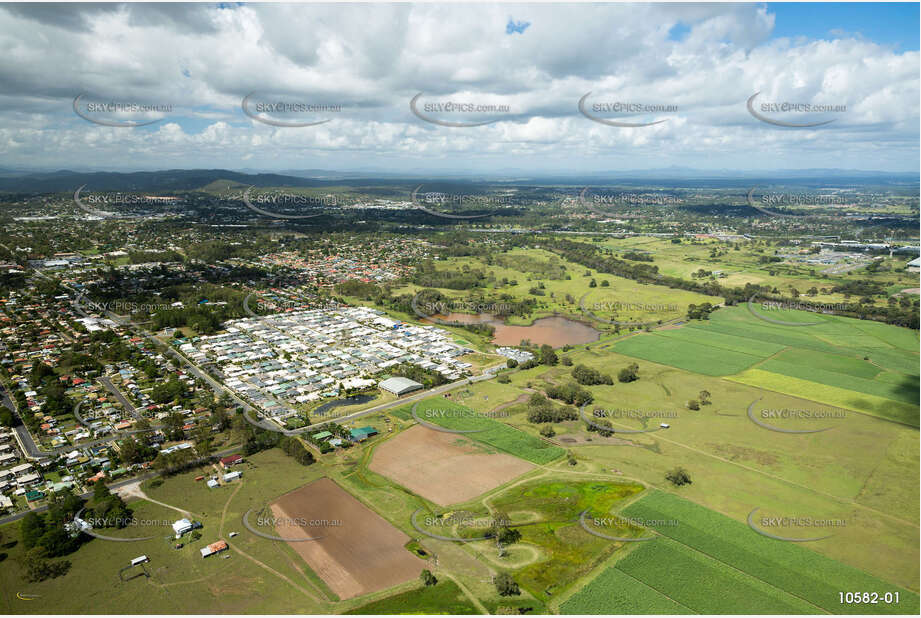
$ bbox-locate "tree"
[420,569,438,586]
[506,358,518,369]
[665,467,692,487]
[539,345,558,366]
[560,356,573,366]
[617,363,639,383]
[497,374,511,384]
[698,390,711,405]
[19,547,70,582]
[20,512,46,549]
[494,573,521,596]
[539,425,555,438]
[687,400,700,410]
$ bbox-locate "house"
[200,540,228,558]
[378,377,423,396]
[219,454,243,469]
[17,472,42,487]
[311,431,333,441]
[172,518,194,537]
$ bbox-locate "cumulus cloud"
[0,2,915,172]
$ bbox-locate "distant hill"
[0,169,326,193]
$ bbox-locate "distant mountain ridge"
[0,167,916,193]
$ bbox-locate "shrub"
[494,573,521,596]
[665,467,692,486]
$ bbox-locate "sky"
[0,2,918,174]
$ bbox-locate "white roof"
[172,518,192,533]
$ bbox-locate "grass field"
[617,491,920,614]
[391,397,565,465]
[389,246,721,329]
[344,579,478,614]
[413,476,648,604]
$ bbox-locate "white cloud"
[0,2,915,172]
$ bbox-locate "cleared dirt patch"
[370,424,534,506]
[270,477,426,600]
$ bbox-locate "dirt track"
[369,424,534,506]
[271,477,425,600]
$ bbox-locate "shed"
[378,377,423,396]
[200,540,228,558]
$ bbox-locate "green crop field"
[620,492,920,615]
[393,397,565,464]
[608,305,918,425]
[560,566,694,614]
[612,538,818,613]
[344,580,478,614]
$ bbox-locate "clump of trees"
[571,364,613,386]
[544,383,593,407]
[278,436,316,466]
[526,393,577,423]
[686,302,718,320]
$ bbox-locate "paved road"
[99,375,140,419]
[283,361,507,434]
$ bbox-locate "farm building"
[350,426,379,442]
[219,454,243,468]
[378,377,423,396]
[207,478,220,488]
[223,471,241,482]
[200,540,228,558]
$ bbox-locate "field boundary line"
[608,563,699,614]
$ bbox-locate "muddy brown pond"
[430,313,600,348]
